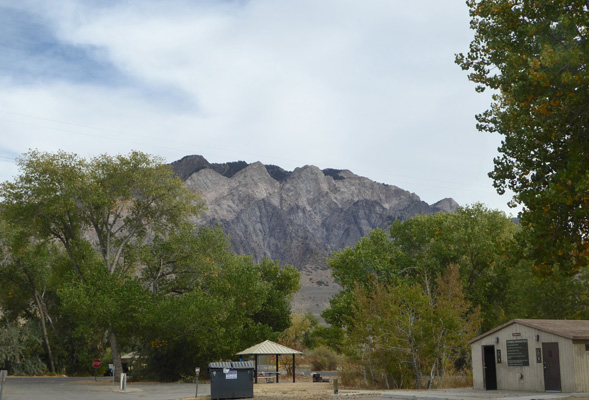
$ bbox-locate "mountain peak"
[432,198,459,213]
[174,155,459,318]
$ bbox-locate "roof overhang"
[469,319,589,344]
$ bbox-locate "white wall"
[471,322,577,392]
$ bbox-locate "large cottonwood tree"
[0,150,204,377]
[456,0,589,275]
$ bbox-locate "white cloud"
[0,0,517,216]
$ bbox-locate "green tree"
[131,225,227,296]
[0,150,301,380]
[280,313,316,351]
[58,266,152,365]
[135,223,300,335]
[125,224,300,380]
[344,281,427,389]
[0,321,46,375]
[343,265,480,389]
[322,228,402,331]
[324,204,517,332]
[389,204,517,328]
[0,150,204,376]
[131,254,299,381]
[0,221,58,373]
[501,235,589,320]
[251,257,300,334]
[431,264,482,380]
[456,0,589,276]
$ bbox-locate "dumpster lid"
[209,361,254,369]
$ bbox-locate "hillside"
[172,155,458,317]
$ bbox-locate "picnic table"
[257,371,279,383]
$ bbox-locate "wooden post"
[275,354,279,383]
[292,354,296,383]
[0,370,7,400]
[254,354,258,384]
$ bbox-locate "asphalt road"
[4,376,579,400]
[1,377,210,400]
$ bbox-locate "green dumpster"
[209,361,254,400]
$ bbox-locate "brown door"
[482,345,497,390]
[542,342,562,392]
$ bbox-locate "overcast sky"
[0,0,518,216]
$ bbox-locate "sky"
[0,0,519,216]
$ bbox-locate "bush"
[338,361,367,388]
[308,345,338,371]
[0,322,46,375]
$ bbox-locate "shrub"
[308,345,338,371]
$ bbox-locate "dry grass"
[433,374,473,389]
[254,381,334,399]
[180,374,374,400]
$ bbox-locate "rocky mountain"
[172,155,458,317]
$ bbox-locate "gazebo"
[236,340,302,383]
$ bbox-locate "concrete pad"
[381,388,589,400]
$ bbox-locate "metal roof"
[209,361,254,369]
[470,319,589,344]
[236,340,302,355]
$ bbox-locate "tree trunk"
[412,351,421,389]
[427,358,438,389]
[109,331,124,382]
[34,291,56,373]
[367,345,376,384]
[361,365,368,388]
[407,315,421,389]
[383,371,390,389]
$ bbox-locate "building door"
[542,342,562,392]
[482,345,497,390]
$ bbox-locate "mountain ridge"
[172,155,458,316]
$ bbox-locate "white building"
[470,319,589,392]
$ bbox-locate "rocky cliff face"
[172,155,458,316]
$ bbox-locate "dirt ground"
[253,381,335,399]
[251,374,375,400]
[182,375,371,400]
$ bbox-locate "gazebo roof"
[236,340,302,355]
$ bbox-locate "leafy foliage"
[0,150,299,380]
[0,220,62,373]
[131,254,299,380]
[280,313,318,351]
[342,266,480,389]
[456,0,589,276]
[307,345,339,371]
[322,205,512,388]
[325,204,517,332]
[0,321,46,375]
[1,150,204,277]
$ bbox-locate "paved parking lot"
[4,376,589,400]
[1,377,210,400]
